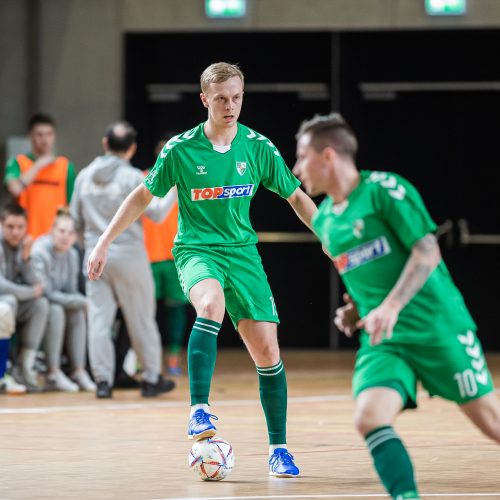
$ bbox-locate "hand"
[33,283,44,298]
[21,235,34,261]
[87,241,108,281]
[34,155,55,171]
[357,300,401,346]
[334,293,361,337]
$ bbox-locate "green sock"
[188,317,221,405]
[167,304,187,355]
[257,360,287,445]
[365,426,419,499]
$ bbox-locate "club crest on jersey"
[333,237,391,274]
[353,219,365,239]
[236,161,247,176]
[191,184,255,201]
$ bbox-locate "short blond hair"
[200,62,244,93]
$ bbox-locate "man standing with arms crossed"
[87,62,317,477]
[293,112,500,499]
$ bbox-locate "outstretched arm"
[87,184,153,281]
[286,187,317,231]
[359,233,441,345]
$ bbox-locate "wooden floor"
[1,350,500,500]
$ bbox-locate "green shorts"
[151,260,188,305]
[352,329,495,409]
[172,244,279,329]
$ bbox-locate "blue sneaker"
[269,448,300,477]
[168,366,182,376]
[188,409,218,440]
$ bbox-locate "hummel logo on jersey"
[196,166,207,175]
[236,161,247,176]
[333,237,391,274]
[191,184,255,201]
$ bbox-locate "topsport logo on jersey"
[333,236,391,274]
[191,184,255,201]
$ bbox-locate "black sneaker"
[114,371,140,389]
[96,381,112,399]
[140,376,175,398]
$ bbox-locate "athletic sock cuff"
[192,317,221,336]
[256,359,284,376]
[364,426,399,453]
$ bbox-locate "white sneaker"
[0,374,27,395]
[46,370,79,393]
[72,369,96,392]
[12,364,41,393]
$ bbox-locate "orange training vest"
[143,203,179,263]
[16,154,69,239]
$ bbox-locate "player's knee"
[196,298,224,322]
[354,405,389,436]
[480,414,500,444]
[253,343,280,366]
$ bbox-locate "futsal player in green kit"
[87,62,317,477]
[293,112,500,499]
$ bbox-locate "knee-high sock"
[257,359,287,445]
[167,304,186,356]
[188,318,220,405]
[365,426,419,499]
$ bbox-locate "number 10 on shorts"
[453,369,478,398]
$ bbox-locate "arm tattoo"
[414,233,438,255]
[387,233,440,308]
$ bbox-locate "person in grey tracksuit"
[70,121,176,398]
[0,203,49,392]
[31,209,96,392]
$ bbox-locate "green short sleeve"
[260,145,300,199]
[66,162,76,202]
[144,144,177,197]
[373,172,437,250]
[4,156,21,185]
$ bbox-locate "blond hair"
[200,62,244,93]
[52,206,74,227]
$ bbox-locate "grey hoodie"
[70,154,176,260]
[31,234,87,310]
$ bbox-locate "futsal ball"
[189,437,235,481]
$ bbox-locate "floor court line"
[153,493,500,500]
[0,394,351,415]
[1,388,499,415]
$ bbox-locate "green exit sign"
[426,0,467,15]
[206,0,247,18]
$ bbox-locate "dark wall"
[125,32,333,348]
[338,30,500,351]
[125,30,500,351]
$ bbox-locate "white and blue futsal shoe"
[188,409,218,440]
[269,448,300,477]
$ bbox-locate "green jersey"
[313,170,476,344]
[144,122,300,246]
